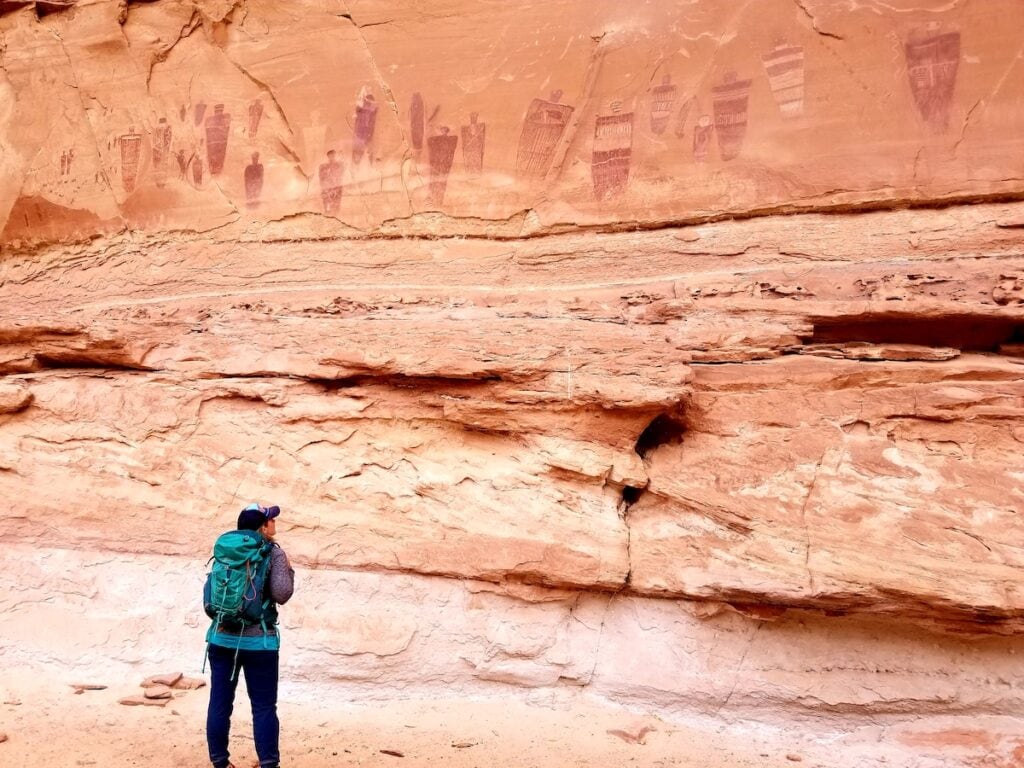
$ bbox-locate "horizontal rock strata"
[3,203,1023,631]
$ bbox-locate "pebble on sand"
[118,696,169,708]
[142,672,183,688]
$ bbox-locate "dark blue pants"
[206,644,280,768]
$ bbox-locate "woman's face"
[262,518,277,540]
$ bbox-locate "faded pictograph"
[175,149,188,180]
[152,117,172,188]
[205,104,231,175]
[244,151,264,209]
[762,41,805,118]
[904,26,960,131]
[118,126,142,193]
[318,149,344,215]
[352,87,378,165]
[248,100,264,139]
[712,72,751,161]
[410,92,425,151]
[591,102,633,200]
[693,113,714,162]
[427,126,458,206]
[649,74,677,135]
[194,102,207,126]
[516,90,574,179]
[192,151,205,186]
[674,96,693,139]
[59,148,75,176]
[460,112,485,176]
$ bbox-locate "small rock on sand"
[143,685,174,700]
[142,672,183,688]
[118,696,169,707]
[71,683,108,694]
[0,732,8,743]
[172,676,206,690]
[606,726,655,745]
[786,755,803,762]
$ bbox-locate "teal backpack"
[203,530,277,633]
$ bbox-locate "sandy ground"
[0,670,817,768]
[4,668,1022,767]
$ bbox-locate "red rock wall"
[2,1,1024,763]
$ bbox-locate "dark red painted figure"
[516,90,574,180]
[205,104,231,175]
[427,126,458,206]
[245,151,264,209]
[352,89,378,165]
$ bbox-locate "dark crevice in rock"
[617,406,691,590]
[309,373,506,390]
[619,407,687,512]
[30,355,152,373]
[634,410,688,459]
[620,486,645,505]
[0,0,78,19]
[808,315,1024,353]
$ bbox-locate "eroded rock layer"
[2,0,1024,763]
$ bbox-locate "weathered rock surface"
[3,205,1022,628]
[0,0,1022,242]
[2,0,1024,762]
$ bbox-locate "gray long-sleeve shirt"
[216,544,294,638]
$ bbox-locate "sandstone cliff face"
[2,0,1024,764]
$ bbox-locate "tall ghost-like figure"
[516,90,574,180]
[427,126,458,206]
[245,152,264,209]
[118,126,142,193]
[205,104,231,175]
[319,150,344,215]
[904,26,960,131]
[460,112,485,176]
[152,117,172,188]
[352,88,378,165]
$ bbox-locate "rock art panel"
[427,126,458,206]
[591,105,633,200]
[151,117,172,188]
[692,113,713,161]
[244,151,264,209]
[711,73,751,161]
[762,41,805,118]
[352,87,378,165]
[247,99,264,139]
[904,26,961,131]
[516,90,574,180]
[318,150,344,214]
[674,96,693,139]
[460,112,485,176]
[410,91,425,150]
[59,148,74,177]
[117,127,142,194]
[204,104,231,175]
[648,74,677,134]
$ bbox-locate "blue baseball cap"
[237,503,281,530]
